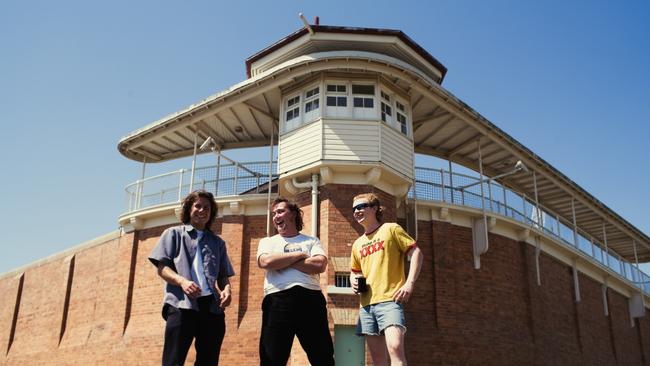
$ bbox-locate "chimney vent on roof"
[314,16,320,25]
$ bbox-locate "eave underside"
[117,54,650,262]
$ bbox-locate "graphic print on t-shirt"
[359,238,385,258]
[284,243,303,253]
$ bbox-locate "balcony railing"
[124,161,277,212]
[122,162,649,295]
[411,166,650,294]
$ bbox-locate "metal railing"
[124,161,277,212]
[122,162,649,295]
[411,166,650,294]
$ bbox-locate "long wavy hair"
[180,190,218,230]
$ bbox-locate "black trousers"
[259,286,335,366]
[162,296,226,366]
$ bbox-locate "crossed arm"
[257,252,327,274]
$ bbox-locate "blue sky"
[1,0,648,274]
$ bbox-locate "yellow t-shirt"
[350,223,416,307]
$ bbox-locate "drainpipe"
[292,174,319,237]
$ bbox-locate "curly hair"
[180,190,218,230]
[353,193,384,222]
[271,197,304,232]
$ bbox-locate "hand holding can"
[357,276,368,293]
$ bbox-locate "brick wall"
[1,188,650,365]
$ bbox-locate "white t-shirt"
[256,233,327,296]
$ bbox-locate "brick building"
[1,22,650,365]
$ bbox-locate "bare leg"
[384,325,407,365]
[366,334,389,366]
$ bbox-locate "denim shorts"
[356,301,406,336]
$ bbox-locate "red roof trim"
[245,25,448,82]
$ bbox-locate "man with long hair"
[257,197,334,365]
[149,190,235,365]
[350,193,423,366]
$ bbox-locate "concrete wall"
[0,185,649,365]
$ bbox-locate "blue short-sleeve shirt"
[149,224,235,315]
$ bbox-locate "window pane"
[327,96,337,106]
[381,102,391,115]
[337,85,346,92]
[287,96,300,107]
[352,85,374,95]
[364,98,374,108]
[354,97,363,107]
[327,85,337,92]
[381,91,390,101]
[306,87,319,98]
[337,96,347,107]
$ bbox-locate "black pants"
[162,296,226,366]
[259,286,335,366]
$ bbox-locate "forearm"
[405,247,423,285]
[258,251,306,270]
[157,263,187,287]
[291,255,327,274]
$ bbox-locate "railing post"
[602,221,609,267]
[256,174,260,194]
[448,160,455,204]
[178,169,184,201]
[533,171,541,227]
[215,153,221,197]
[571,198,579,248]
[234,165,240,195]
[440,169,446,202]
[502,184,508,217]
[189,132,198,194]
[522,193,527,224]
[487,179,493,212]
[137,158,147,210]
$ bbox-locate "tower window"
[285,95,300,122]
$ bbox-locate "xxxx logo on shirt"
[359,239,385,258]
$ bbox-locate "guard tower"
[112,22,650,365]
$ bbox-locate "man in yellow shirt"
[350,193,423,366]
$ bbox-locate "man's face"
[272,202,296,235]
[190,196,211,230]
[352,199,376,226]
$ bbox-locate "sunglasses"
[352,203,373,212]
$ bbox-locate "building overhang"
[117,41,649,263]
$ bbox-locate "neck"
[278,227,299,237]
[363,221,381,234]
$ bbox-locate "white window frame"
[351,83,376,120]
[282,93,301,133]
[303,85,321,123]
[325,82,349,118]
[394,99,409,136]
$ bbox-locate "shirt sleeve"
[391,224,417,253]
[309,237,327,258]
[256,237,273,261]
[219,241,236,278]
[350,242,361,273]
[148,228,177,268]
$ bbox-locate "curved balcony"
[122,162,650,295]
